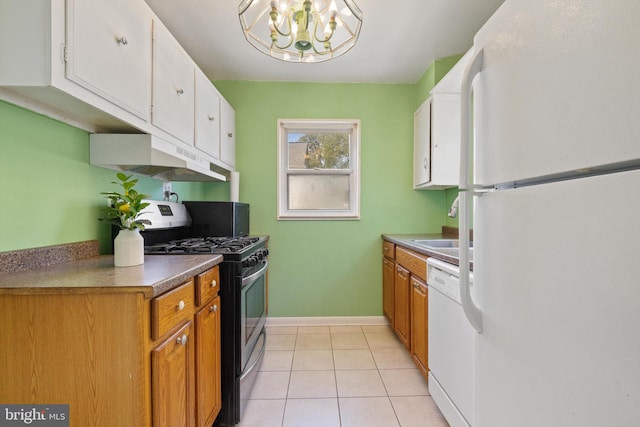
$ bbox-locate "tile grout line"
[365,326,404,427]
[331,327,343,427]
[280,331,298,427]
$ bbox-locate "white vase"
[113,229,144,267]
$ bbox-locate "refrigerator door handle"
[459,48,484,333]
[460,48,484,192]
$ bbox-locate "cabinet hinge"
[62,44,68,63]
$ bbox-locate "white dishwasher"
[427,258,476,427]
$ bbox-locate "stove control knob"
[243,257,258,268]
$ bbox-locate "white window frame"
[277,119,361,220]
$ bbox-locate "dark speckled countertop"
[0,241,223,298]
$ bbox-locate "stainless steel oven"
[241,259,267,370]
[218,241,269,426]
[236,258,267,421]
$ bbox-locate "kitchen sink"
[410,239,474,261]
[411,239,473,248]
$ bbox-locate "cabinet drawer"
[396,247,428,282]
[383,241,396,260]
[195,266,220,307]
[152,279,194,340]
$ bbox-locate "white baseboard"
[266,316,389,327]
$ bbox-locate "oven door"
[240,259,268,372]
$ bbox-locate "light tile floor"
[237,325,450,427]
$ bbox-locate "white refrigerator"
[457,1,640,426]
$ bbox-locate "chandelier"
[238,0,363,63]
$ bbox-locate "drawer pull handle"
[177,300,185,311]
[176,88,184,95]
[211,279,217,288]
[227,132,233,138]
[208,115,215,121]
[176,334,188,346]
[115,35,128,45]
[210,304,218,313]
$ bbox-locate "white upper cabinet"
[194,68,221,161]
[0,0,236,176]
[0,0,149,131]
[413,93,461,190]
[152,19,195,146]
[413,99,432,187]
[414,50,472,190]
[219,98,236,169]
[66,0,152,121]
[429,94,460,189]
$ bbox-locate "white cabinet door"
[219,98,236,168]
[194,68,221,161]
[152,20,195,145]
[66,0,152,120]
[414,94,460,190]
[413,98,431,188]
[430,94,460,188]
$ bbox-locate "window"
[277,119,360,219]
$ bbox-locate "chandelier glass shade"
[239,0,363,63]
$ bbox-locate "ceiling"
[144,0,505,84]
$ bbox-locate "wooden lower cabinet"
[152,321,196,427]
[0,292,147,427]
[195,296,221,427]
[383,239,430,376]
[382,257,396,327]
[411,276,428,380]
[394,264,411,350]
[0,265,221,427]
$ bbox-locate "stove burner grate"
[144,236,261,255]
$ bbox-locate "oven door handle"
[242,260,268,288]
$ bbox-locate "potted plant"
[100,173,151,267]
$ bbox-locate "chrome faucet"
[448,195,460,218]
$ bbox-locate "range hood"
[89,134,227,182]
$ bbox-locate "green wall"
[0,54,463,317]
[213,81,446,317]
[0,101,213,254]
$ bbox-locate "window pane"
[288,132,350,170]
[288,175,350,210]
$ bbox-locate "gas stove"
[144,235,269,268]
[136,199,269,426]
[144,236,261,255]
[138,199,265,261]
